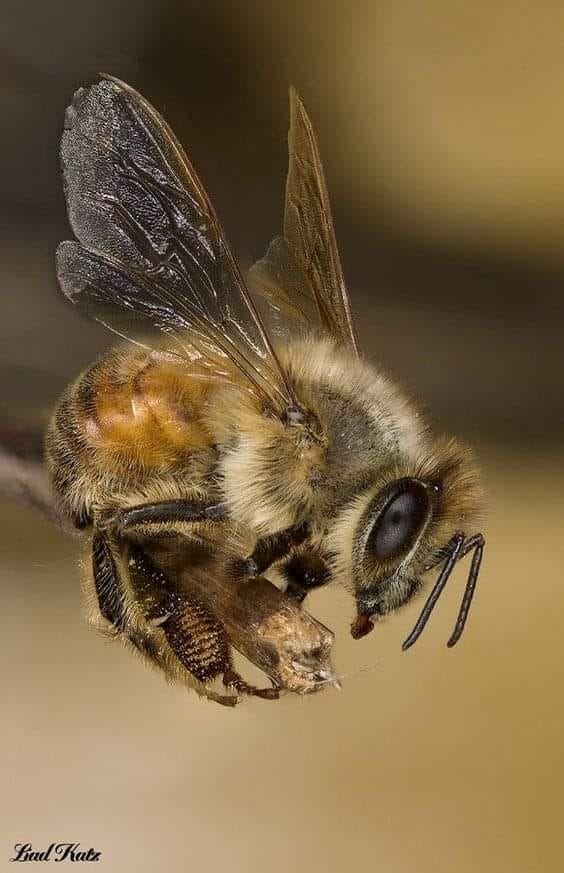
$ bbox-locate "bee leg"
[232,522,310,579]
[222,669,280,701]
[91,532,129,632]
[114,498,226,542]
[156,591,279,701]
[90,535,236,705]
[130,546,279,702]
[280,553,330,604]
[92,533,174,665]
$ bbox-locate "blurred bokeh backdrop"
[1,2,563,872]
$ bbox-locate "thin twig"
[0,437,74,533]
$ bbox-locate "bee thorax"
[219,418,324,537]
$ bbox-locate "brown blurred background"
[1,2,563,872]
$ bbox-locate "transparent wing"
[249,88,360,356]
[56,76,294,410]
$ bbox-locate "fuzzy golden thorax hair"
[205,338,425,536]
[207,339,436,528]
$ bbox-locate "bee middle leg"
[113,497,227,546]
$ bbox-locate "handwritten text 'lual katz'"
[11,843,101,862]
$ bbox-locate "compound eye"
[370,481,430,561]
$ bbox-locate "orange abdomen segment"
[78,349,214,471]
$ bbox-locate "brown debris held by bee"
[142,543,336,702]
[180,568,336,696]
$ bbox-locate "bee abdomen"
[45,348,215,526]
[45,376,96,527]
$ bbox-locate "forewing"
[56,76,292,408]
[250,88,360,355]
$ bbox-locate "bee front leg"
[232,526,330,605]
[232,522,310,580]
[280,553,330,604]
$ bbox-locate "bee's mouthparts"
[350,613,375,640]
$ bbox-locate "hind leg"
[90,534,277,704]
[129,546,278,701]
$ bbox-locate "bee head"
[330,436,484,648]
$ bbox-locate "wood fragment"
[174,558,335,695]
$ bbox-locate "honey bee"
[46,76,484,705]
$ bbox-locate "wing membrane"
[250,88,360,355]
[57,76,293,409]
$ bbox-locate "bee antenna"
[402,533,465,650]
[446,533,485,647]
